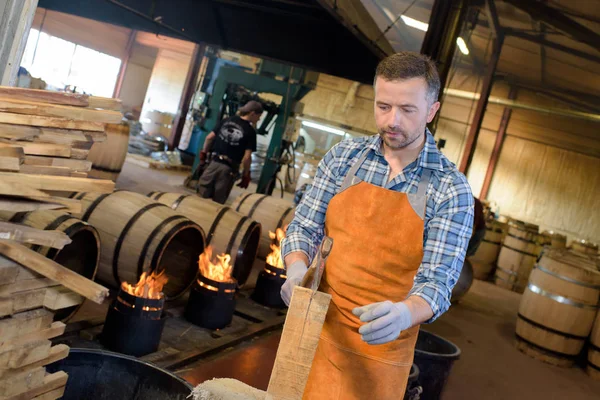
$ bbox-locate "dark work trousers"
[197,161,236,204]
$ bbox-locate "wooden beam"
[0,87,88,107]
[0,197,67,212]
[87,96,122,112]
[0,156,20,171]
[0,141,71,158]
[20,165,72,176]
[3,371,68,400]
[0,240,109,304]
[0,221,71,249]
[0,98,123,123]
[0,180,49,198]
[24,156,92,172]
[113,29,136,99]
[458,35,504,175]
[0,172,115,193]
[0,112,105,132]
[484,0,502,39]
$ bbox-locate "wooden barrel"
[495,225,543,293]
[87,122,130,182]
[515,250,600,367]
[71,191,205,299]
[451,259,473,303]
[231,194,295,259]
[147,192,261,286]
[570,239,599,256]
[1,210,100,321]
[469,225,503,280]
[542,231,567,249]
[588,311,600,379]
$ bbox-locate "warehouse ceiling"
[36,0,391,84]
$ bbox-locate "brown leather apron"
[303,150,431,400]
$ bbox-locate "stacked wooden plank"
[0,87,119,213]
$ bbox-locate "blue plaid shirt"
[281,130,474,322]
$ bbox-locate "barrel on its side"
[515,250,600,367]
[495,226,543,293]
[570,240,599,256]
[588,312,600,380]
[147,192,261,286]
[2,210,100,321]
[231,194,294,259]
[72,191,205,300]
[87,122,130,182]
[542,231,567,249]
[469,226,502,280]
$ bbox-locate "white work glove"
[352,301,412,345]
[280,260,308,306]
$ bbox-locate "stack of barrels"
[495,221,544,293]
[570,239,599,256]
[515,249,600,372]
[541,230,567,249]
[469,220,507,280]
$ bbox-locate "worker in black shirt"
[197,100,262,204]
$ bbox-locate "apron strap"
[340,149,370,192]
[407,168,432,220]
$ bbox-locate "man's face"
[374,77,440,150]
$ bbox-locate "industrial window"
[20,29,121,97]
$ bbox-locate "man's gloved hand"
[280,260,308,306]
[237,172,251,189]
[352,301,412,345]
[199,151,208,166]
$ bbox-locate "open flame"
[266,228,286,272]
[198,245,235,292]
[121,270,168,300]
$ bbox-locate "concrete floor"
[116,163,600,399]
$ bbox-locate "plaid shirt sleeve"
[408,173,474,322]
[281,146,341,264]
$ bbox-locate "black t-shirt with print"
[212,116,257,165]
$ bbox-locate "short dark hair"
[374,52,440,103]
[238,100,264,116]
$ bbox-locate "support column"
[169,43,205,150]
[113,29,136,99]
[0,0,39,86]
[479,86,517,199]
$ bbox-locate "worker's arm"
[202,131,216,153]
[241,149,252,176]
[354,173,474,345]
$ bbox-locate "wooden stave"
[147,192,261,286]
[470,228,503,280]
[588,312,600,379]
[73,191,205,300]
[231,193,295,259]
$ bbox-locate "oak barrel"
[72,191,205,299]
[570,239,599,256]
[147,192,261,286]
[588,311,600,380]
[515,250,600,367]
[87,122,130,181]
[469,225,503,280]
[231,194,295,259]
[1,210,100,321]
[495,225,543,293]
[542,231,567,249]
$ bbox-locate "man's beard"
[378,128,422,150]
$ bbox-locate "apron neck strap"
[341,149,370,191]
[417,168,432,197]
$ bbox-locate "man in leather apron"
[280,52,474,399]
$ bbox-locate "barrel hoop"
[276,207,294,230]
[502,243,538,258]
[147,215,197,275]
[227,216,249,255]
[234,193,254,212]
[150,192,167,201]
[588,360,600,372]
[236,220,260,262]
[147,191,157,199]
[247,195,269,218]
[515,333,578,359]
[171,194,189,210]
[74,192,88,200]
[589,341,600,353]
[9,212,28,223]
[46,221,88,261]
[139,215,188,279]
[32,214,77,253]
[91,165,122,173]
[527,283,599,310]
[206,207,230,244]
[535,264,600,289]
[482,238,501,245]
[507,233,537,244]
[112,203,168,284]
[81,193,112,222]
[68,192,79,199]
[495,265,519,277]
[517,313,588,340]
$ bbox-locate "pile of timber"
[0,87,113,399]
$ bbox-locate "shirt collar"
[366,129,444,172]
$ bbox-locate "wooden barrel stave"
[588,312,600,379]
[87,122,130,182]
[495,231,543,293]
[73,191,205,299]
[231,194,295,259]
[147,192,261,286]
[470,227,502,280]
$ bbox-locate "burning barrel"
[72,191,205,300]
[101,271,168,357]
[185,246,237,329]
[231,193,294,259]
[0,210,100,321]
[252,229,287,308]
[147,192,261,286]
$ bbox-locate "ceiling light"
[301,121,346,136]
[456,37,469,55]
[400,15,429,32]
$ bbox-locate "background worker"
[280,52,474,399]
[197,100,263,204]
